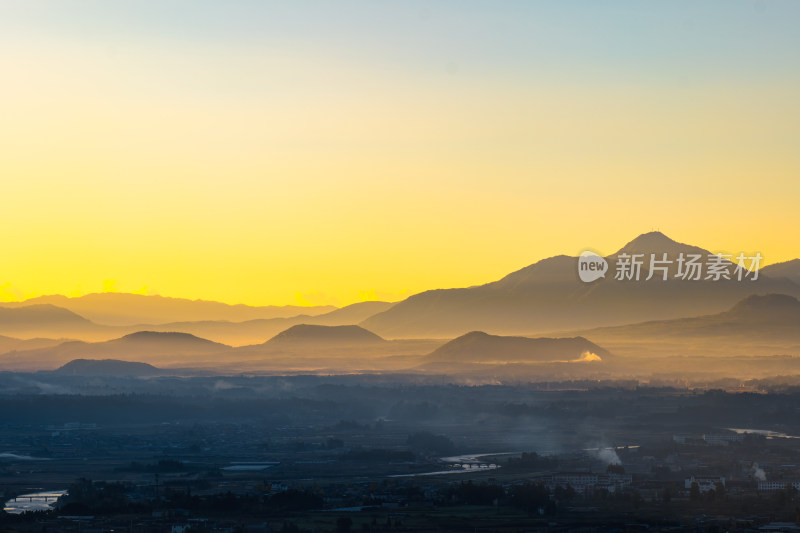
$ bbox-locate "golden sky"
[1,2,798,306]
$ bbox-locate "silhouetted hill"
[265,324,385,346]
[53,358,163,377]
[426,331,611,363]
[361,232,800,338]
[109,331,228,350]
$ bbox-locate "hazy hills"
[0,324,433,373]
[0,300,395,346]
[581,293,800,344]
[361,232,800,338]
[8,325,613,378]
[0,231,799,378]
[0,331,230,370]
[1,293,336,326]
[1,232,796,346]
[563,293,800,362]
[141,301,395,345]
[228,324,440,374]
[3,289,798,378]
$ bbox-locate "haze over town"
[2,1,800,531]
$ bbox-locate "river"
[390,452,512,478]
[728,428,800,439]
[3,490,66,514]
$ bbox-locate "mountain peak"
[625,231,675,246]
[615,232,710,257]
[0,304,91,325]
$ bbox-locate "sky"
[1,1,799,306]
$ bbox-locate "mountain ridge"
[1,293,337,326]
[573,293,800,346]
[360,232,800,338]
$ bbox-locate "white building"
[685,476,725,493]
[758,481,800,492]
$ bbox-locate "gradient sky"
[1,1,799,306]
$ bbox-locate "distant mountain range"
[0,231,798,374]
[579,293,800,344]
[4,291,799,374]
[0,300,395,345]
[0,293,336,326]
[0,331,230,370]
[361,232,800,338]
[1,232,795,344]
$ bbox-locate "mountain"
[1,293,335,326]
[426,331,611,363]
[762,259,800,285]
[361,232,800,338]
[52,358,164,377]
[264,324,385,346]
[108,331,229,351]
